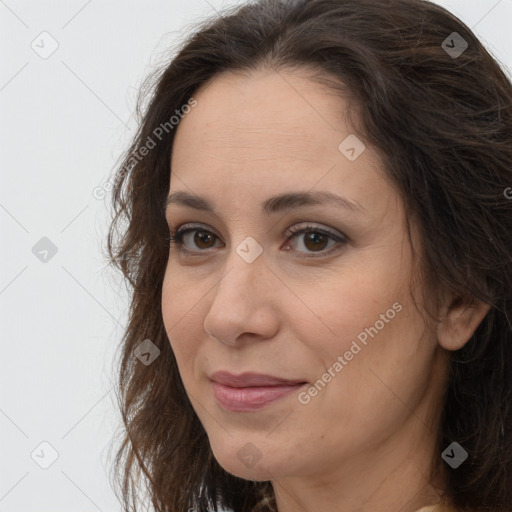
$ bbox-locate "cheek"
[298,270,424,410]
[161,271,201,370]
[317,293,429,412]
[300,275,402,357]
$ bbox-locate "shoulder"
[414,503,458,512]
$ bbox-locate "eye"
[168,222,347,258]
[283,223,347,258]
[169,224,222,253]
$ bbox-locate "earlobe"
[437,295,491,351]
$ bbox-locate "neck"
[272,399,449,512]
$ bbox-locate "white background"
[1,1,511,511]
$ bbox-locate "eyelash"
[168,223,348,259]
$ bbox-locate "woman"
[107,1,512,511]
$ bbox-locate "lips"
[210,371,306,388]
[209,371,307,412]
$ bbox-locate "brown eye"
[285,224,348,259]
[302,232,329,252]
[169,225,222,252]
[169,222,347,259]
[193,231,217,249]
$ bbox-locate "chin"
[221,461,273,481]
[209,437,283,481]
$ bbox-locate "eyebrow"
[164,190,364,215]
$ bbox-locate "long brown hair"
[106,1,512,510]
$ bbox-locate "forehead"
[171,68,353,165]
[168,68,397,224]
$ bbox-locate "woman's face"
[162,68,449,484]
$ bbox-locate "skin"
[161,68,490,512]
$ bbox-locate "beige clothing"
[415,504,457,512]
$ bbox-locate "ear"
[437,293,491,351]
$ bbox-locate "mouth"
[209,371,308,412]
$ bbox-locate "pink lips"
[209,371,307,412]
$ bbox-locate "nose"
[203,249,280,347]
